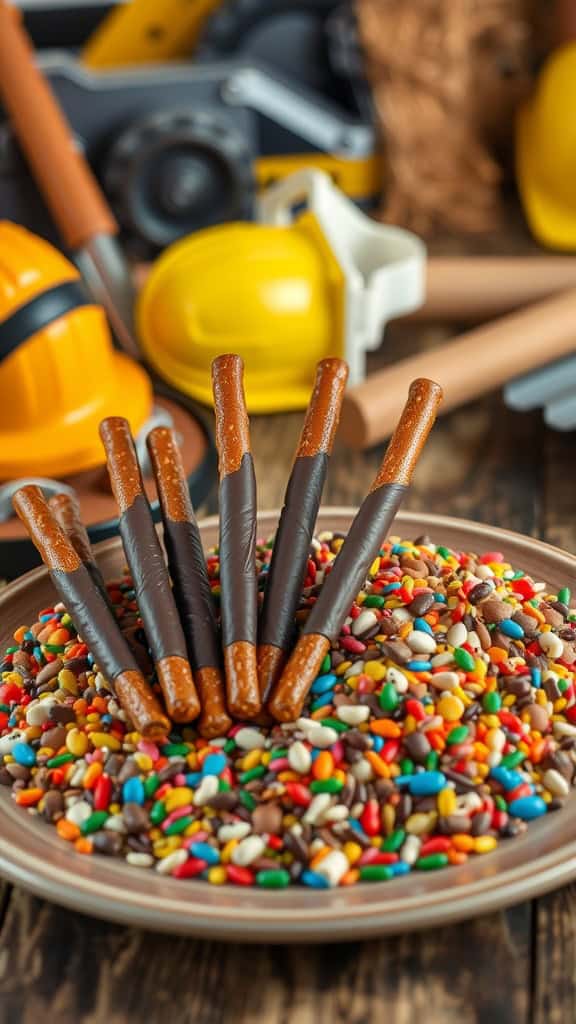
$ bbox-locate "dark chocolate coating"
[219,451,258,647]
[304,482,408,640]
[163,517,220,670]
[259,452,327,651]
[53,564,141,679]
[119,493,188,662]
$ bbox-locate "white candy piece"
[447,622,467,648]
[431,652,455,668]
[193,775,219,806]
[104,814,127,833]
[25,701,53,727]
[314,850,349,887]
[429,671,459,691]
[65,800,92,826]
[406,630,437,655]
[350,759,374,782]
[400,834,421,865]
[538,631,563,660]
[234,727,266,751]
[156,849,188,875]
[351,610,378,637]
[303,793,332,825]
[288,740,312,774]
[307,725,339,749]
[322,804,350,822]
[218,822,252,842]
[344,661,365,678]
[336,705,370,725]
[0,731,24,757]
[543,769,570,797]
[231,835,266,866]
[126,852,154,868]
[387,666,409,692]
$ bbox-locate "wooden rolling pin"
[340,286,576,449]
[410,258,576,321]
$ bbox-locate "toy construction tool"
[0,0,138,357]
[83,0,222,67]
[137,169,425,413]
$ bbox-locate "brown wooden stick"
[147,426,232,738]
[212,354,261,719]
[99,416,200,723]
[268,378,443,722]
[257,358,348,700]
[12,485,169,739]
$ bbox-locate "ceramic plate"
[1,508,576,942]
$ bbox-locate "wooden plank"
[0,881,10,928]
[0,888,531,1024]
[532,885,576,1024]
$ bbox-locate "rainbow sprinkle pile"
[1,531,576,889]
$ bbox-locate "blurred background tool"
[0,221,216,577]
[0,0,138,357]
[83,0,222,67]
[136,169,425,412]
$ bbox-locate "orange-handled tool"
[0,1,138,358]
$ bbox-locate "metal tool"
[0,0,139,358]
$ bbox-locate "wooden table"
[1,315,575,1023]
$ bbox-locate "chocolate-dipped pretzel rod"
[258,358,349,700]
[99,417,200,723]
[48,491,108,604]
[212,354,261,719]
[268,378,443,722]
[147,426,232,738]
[13,485,170,739]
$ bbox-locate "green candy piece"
[310,778,343,794]
[495,794,507,811]
[218,779,231,792]
[320,654,332,674]
[400,758,414,775]
[240,765,266,783]
[256,869,291,889]
[150,799,167,825]
[558,587,571,606]
[43,644,65,654]
[379,682,398,712]
[483,691,502,713]
[144,773,160,798]
[454,647,475,672]
[500,750,526,769]
[46,753,75,768]
[239,790,256,811]
[161,743,190,757]
[5,646,18,654]
[81,810,109,835]
[364,595,385,608]
[381,829,406,853]
[223,739,236,754]
[558,678,569,694]
[447,725,469,745]
[436,546,451,560]
[271,748,288,760]
[359,865,393,882]
[164,815,194,836]
[0,703,10,713]
[318,718,349,733]
[425,751,439,771]
[415,853,449,870]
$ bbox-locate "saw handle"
[0,1,117,250]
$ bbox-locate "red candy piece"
[285,782,312,807]
[94,774,112,810]
[172,857,207,879]
[405,699,426,722]
[420,836,452,856]
[360,799,381,836]
[0,683,22,704]
[227,865,255,885]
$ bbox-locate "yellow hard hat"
[0,222,152,479]
[137,216,344,413]
[517,42,576,250]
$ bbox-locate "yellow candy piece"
[242,749,262,771]
[221,839,238,863]
[208,866,227,885]
[57,669,78,695]
[437,787,456,817]
[364,661,386,681]
[153,836,181,858]
[134,752,153,772]
[474,836,498,854]
[343,841,362,864]
[66,728,89,757]
[437,694,465,722]
[164,787,193,812]
[89,732,121,751]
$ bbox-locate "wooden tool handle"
[0,1,117,250]
[341,287,576,449]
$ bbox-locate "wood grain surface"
[2,252,576,1022]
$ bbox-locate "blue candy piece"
[406,660,432,672]
[371,735,384,754]
[202,753,227,776]
[301,870,331,888]
[310,692,335,711]
[392,545,409,555]
[311,673,337,695]
[122,776,145,805]
[413,617,434,636]
[190,842,220,865]
[39,613,54,622]
[508,795,547,820]
[382,582,402,594]
[390,860,411,877]
[490,766,524,791]
[393,775,412,787]
[407,771,446,796]
[531,667,542,688]
[499,619,524,640]
[185,772,202,786]
[433,594,447,604]
[11,742,36,767]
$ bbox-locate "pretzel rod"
[12,485,169,739]
[147,426,232,738]
[268,378,443,722]
[99,417,200,723]
[48,491,109,604]
[212,354,261,719]
[257,358,349,701]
